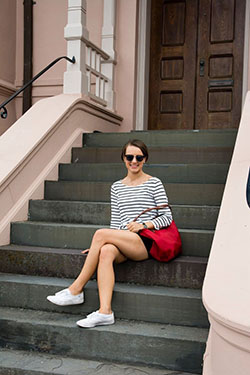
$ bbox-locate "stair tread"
[44,180,225,205]
[0,348,198,375]
[59,163,229,184]
[83,129,237,148]
[0,244,208,261]
[63,162,230,166]
[46,180,224,187]
[0,306,208,341]
[86,129,237,133]
[28,200,219,230]
[30,199,220,208]
[77,145,234,150]
[0,272,203,298]
[10,221,214,256]
[12,220,214,233]
[0,244,207,289]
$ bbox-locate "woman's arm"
[127,220,154,233]
[110,184,122,229]
[149,179,173,230]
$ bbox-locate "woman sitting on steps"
[47,139,172,328]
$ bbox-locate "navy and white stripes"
[110,177,172,230]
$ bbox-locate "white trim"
[135,0,151,130]
[101,0,116,110]
[242,0,250,107]
[63,0,89,94]
[101,0,116,60]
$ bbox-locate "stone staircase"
[0,130,237,374]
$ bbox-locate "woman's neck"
[123,171,150,186]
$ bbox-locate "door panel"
[195,0,246,128]
[148,0,246,130]
[148,0,198,130]
[210,0,235,43]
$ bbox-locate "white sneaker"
[47,288,84,306]
[76,311,115,328]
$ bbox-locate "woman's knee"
[99,244,117,263]
[93,228,111,242]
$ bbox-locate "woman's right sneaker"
[47,288,84,306]
[76,311,115,328]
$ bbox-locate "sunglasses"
[124,154,145,162]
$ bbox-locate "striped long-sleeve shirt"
[110,177,172,230]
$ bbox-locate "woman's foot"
[76,310,115,328]
[47,288,84,306]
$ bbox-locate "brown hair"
[121,139,149,162]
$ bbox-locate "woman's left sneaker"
[76,311,115,328]
[47,288,84,306]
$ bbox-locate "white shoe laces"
[86,311,99,319]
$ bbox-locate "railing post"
[101,0,116,110]
[23,0,33,114]
[63,0,89,94]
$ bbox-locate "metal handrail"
[0,55,75,119]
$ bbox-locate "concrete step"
[0,307,208,373]
[0,349,199,375]
[82,129,237,148]
[10,222,213,257]
[29,200,219,230]
[0,245,207,289]
[0,273,209,327]
[58,163,229,184]
[45,180,225,206]
[72,145,233,164]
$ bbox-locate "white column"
[63,0,89,94]
[135,0,151,130]
[101,0,116,110]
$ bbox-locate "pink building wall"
[87,0,104,47]
[116,0,138,131]
[1,0,138,133]
[1,1,16,84]
[0,0,18,134]
[15,0,68,110]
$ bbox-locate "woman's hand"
[127,222,144,233]
[81,249,89,254]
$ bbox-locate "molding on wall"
[135,0,151,131]
[15,78,63,88]
[14,79,64,99]
[242,0,250,106]
[0,79,16,97]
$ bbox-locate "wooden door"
[148,0,198,129]
[148,0,246,130]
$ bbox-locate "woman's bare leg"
[97,244,126,314]
[69,228,148,295]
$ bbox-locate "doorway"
[148,0,246,130]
